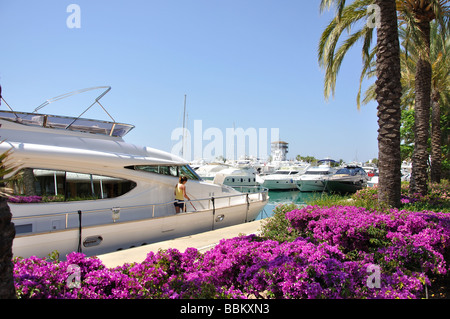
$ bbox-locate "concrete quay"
[97,219,265,268]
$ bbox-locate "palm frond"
[318,0,375,101]
[0,146,19,198]
[357,45,377,109]
[397,0,450,60]
[320,0,348,18]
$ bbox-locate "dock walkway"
[98,220,264,268]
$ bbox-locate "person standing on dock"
[174,176,190,213]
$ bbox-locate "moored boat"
[325,165,369,194]
[296,159,338,192]
[260,163,309,190]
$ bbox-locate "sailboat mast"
[182,94,187,157]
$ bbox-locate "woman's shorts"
[174,200,185,208]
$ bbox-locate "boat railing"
[12,186,268,236]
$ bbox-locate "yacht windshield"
[127,165,201,180]
[335,167,365,176]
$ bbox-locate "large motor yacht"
[260,163,309,190]
[295,159,338,192]
[0,87,268,259]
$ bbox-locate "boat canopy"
[0,86,134,137]
[0,110,134,137]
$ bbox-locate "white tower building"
[271,141,289,162]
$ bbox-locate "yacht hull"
[262,179,298,190]
[325,166,369,195]
[296,180,326,192]
[13,200,267,259]
[325,180,366,194]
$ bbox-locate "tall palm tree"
[429,22,450,183]
[319,0,403,208]
[398,0,450,196]
[0,85,16,299]
[374,0,403,207]
[319,0,449,204]
[398,22,450,184]
[363,22,450,183]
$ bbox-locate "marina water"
[256,190,322,220]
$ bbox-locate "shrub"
[13,205,450,299]
[259,203,300,242]
[351,180,450,212]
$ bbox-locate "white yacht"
[260,163,310,190]
[194,163,230,181]
[295,159,338,192]
[195,163,262,188]
[212,167,263,188]
[0,87,268,259]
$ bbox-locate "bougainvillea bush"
[352,180,450,212]
[13,204,450,299]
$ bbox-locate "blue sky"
[0,0,379,163]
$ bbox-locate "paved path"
[97,220,264,268]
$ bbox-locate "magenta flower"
[13,205,450,299]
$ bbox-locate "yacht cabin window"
[127,165,201,181]
[8,168,136,203]
[305,170,330,175]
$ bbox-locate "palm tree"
[373,0,403,207]
[0,85,17,299]
[398,0,450,196]
[429,23,450,183]
[319,0,450,204]
[399,22,450,184]
[319,0,403,208]
[363,22,450,182]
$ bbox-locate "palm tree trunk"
[430,90,442,183]
[22,168,36,196]
[0,195,16,299]
[374,0,402,208]
[0,86,16,299]
[410,21,432,197]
